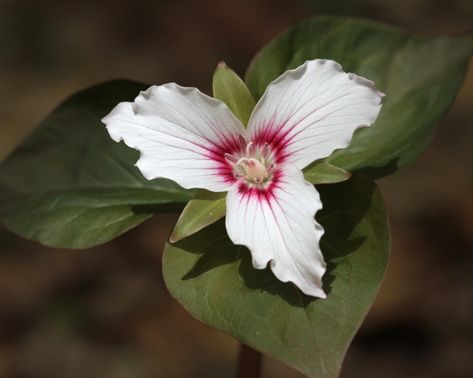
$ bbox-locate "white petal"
[248,59,384,169]
[225,165,326,298]
[102,83,246,192]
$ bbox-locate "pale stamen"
[224,153,238,164]
[245,142,254,157]
[226,141,275,187]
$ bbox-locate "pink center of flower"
[224,137,275,188]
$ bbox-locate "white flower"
[102,59,384,298]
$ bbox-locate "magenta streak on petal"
[150,129,230,162]
[252,113,278,147]
[252,119,295,165]
[174,138,234,184]
[201,136,236,157]
[236,168,282,200]
[253,111,321,165]
[195,106,243,154]
[203,134,244,185]
[253,90,374,164]
[209,129,241,155]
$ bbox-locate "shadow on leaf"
[358,158,400,180]
[131,202,186,215]
[175,175,377,308]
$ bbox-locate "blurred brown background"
[0,0,472,377]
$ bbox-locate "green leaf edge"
[170,190,226,243]
[212,61,256,126]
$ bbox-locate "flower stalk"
[237,343,262,378]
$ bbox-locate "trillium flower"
[102,59,384,298]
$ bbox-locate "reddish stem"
[237,343,262,378]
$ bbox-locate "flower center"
[225,139,275,187]
[236,157,269,184]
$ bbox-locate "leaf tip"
[169,228,181,244]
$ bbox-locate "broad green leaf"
[163,174,390,378]
[245,16,473,178]
[170,190,226,243]
[0,81,194,249]
[303,161,351,184]
[213,61,256,126]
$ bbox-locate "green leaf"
[213,61,256,126]
[163,174,390,378]
[245,16,473,178]
[0,80,194,249]
[304,161,351,184]
[170,190,226,243]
